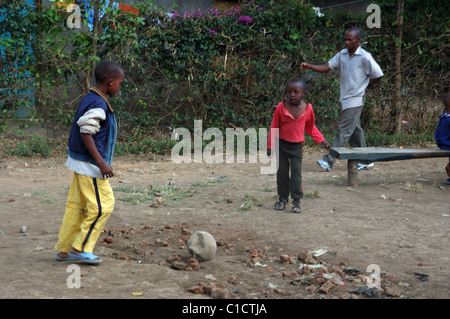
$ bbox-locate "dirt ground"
[0,146,449,301]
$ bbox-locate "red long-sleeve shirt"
[267,101,325,150]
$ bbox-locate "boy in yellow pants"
[55,60,124,264]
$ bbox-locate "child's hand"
[300,62,311,70]
[322,140,331,151]
[99,161,114,179]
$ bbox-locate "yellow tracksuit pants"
[55,173,114,254]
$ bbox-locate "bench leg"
[348,160,358,187]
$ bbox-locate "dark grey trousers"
[322,105,366,167]
[277,139,303,203]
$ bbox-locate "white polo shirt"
[328,46,383,110]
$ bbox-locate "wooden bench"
[329,147,450,186]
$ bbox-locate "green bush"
[6,135,52,157]
[1,0,448,152]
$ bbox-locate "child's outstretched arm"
[300,62,331,73]
[81,133,114,179]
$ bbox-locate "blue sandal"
[56,253,78,261]
[68,252,102,264]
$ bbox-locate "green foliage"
[115,135,176,155]
[6,135,52,157]
[365,130,434,147]
[1,0,448,153]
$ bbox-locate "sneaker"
[358,162,374,171]
[274,199,288,211]
[316,159,331,171]
[292,202,301,213]
[444,178,450,185]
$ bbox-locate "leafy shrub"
[1,0,448,152]
[6,135,52,157]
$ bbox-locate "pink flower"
[236,16,252,25]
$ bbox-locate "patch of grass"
[6,135,52,157]
[191,178,228,187]
[114,184,192,205]
[401,182,423,193]
[34,190,49,195]
[304,189,320,199]
[256,187,274,192]
[237,194,262,211]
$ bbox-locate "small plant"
[113,184,192,205]
[6,135,52,157]
[402,182,423,193]
[191,177,228,187]
[237,194,262,211]
[304,189,320,199]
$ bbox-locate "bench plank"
[330,147,450,162]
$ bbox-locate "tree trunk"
[394,0,404,133]
[82,0,115,92]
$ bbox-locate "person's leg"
[446,158,450,177]
[348,111,366,147]
[55,173,86,257]
[289,143,303,213]
[71,175,115,254]
[276,140,290,209]
[321,106,364,167]
[289,143,303,204]
[444,158,450,185]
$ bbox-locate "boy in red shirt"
[267,78,330,213]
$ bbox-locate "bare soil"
[0,147,449,300]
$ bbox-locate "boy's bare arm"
[300,63,331,73]
[81,133,114,178]
[368,76,382,88]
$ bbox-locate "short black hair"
[346,27,363,39]
[287,77,307,91]
[94,60,123,84]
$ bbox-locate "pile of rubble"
[101,224,406,299]
[184,247,405,299]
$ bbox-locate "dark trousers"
[277,139,303,203]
